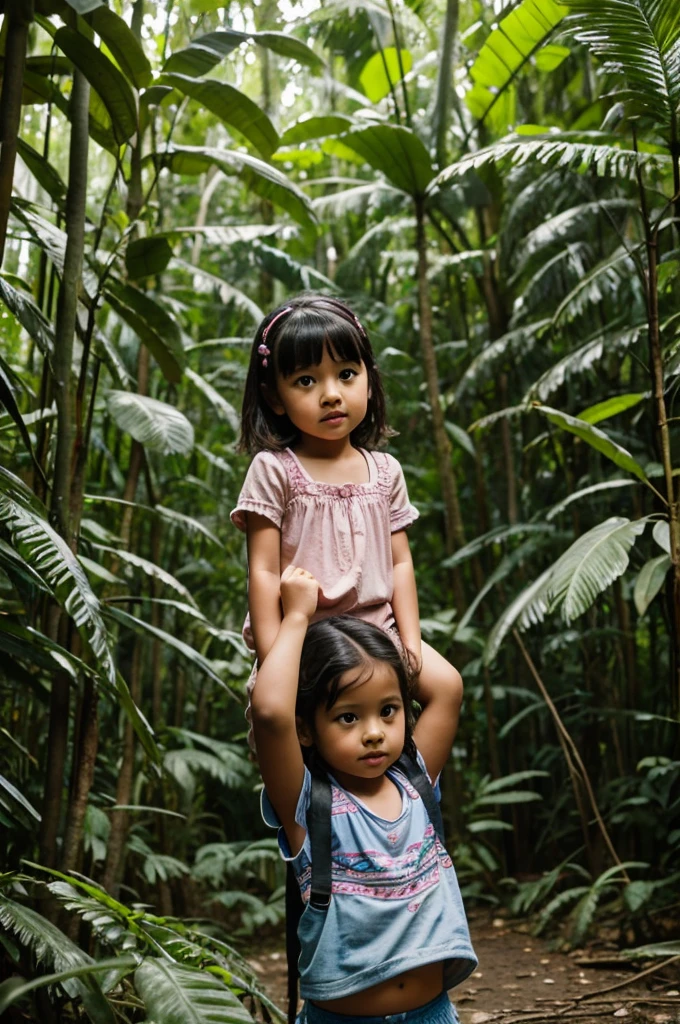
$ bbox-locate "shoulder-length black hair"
[238,294,393,454]
[295,616,417,771]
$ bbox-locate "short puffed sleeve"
[386,454,419,532]
[230,451,289,532]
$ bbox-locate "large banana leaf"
[104,278,185,383]
[280,114,355,146]
[134,960,253,1024]
[466,0,568,129]
[89,5,152,89]
[334,125,435,196]
[54,27,137,143]
[164,28,323,77]
[565,0,680,134]
[162,75,278,159]
[154,146,316,230]
[106,391,194,456]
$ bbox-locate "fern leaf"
[0,896,117,1020]
[548,516,649,622]
[516,200,632,271]
[0,467,116,687]
[552,246,639,324]
[94,546,198,606]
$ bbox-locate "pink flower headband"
[257,305,367,368]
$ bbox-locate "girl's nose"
[321,384,341,405]
[363,720,384,743]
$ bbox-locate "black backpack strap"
[285,773,332,1024]
[285,863,302,1024]
[396,752,446,846]
[308,773,332,909]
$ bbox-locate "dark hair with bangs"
[238,295,393,453]
[295,616,417,772]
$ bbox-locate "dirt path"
[246,911,680,1024]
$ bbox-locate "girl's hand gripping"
[280,565,319,622]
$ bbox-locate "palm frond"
[94,546,198,606]
[185,369,240,431]
[526,325,644,402]
[0,467,116,687]
[515,243,591,319]
[565,0,680,133]
[551,246,640,325]
[484,567,553,665]
[545,479,639,521]
[432,132,671,191]
[455,320,551,399]
[515,200,632,272]
[547,516,649,622]
[311,182,403,220]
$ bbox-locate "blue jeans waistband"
[300,991,459,1024]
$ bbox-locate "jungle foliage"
[0,0,679,1019]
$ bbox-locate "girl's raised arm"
[251,567,318,853]
[246,513,284,663]
[412,658,463,783]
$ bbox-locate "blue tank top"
[262,753,478,1002]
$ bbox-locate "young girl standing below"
[252,566,477,1022]
[232,295,463,732]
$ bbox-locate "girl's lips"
[321,413,347,422]
[361,753,387,764]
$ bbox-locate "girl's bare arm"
[246,513,283,663]
[251,568,319,853]
[391,530,422,668]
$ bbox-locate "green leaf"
[63,0,106,11]
[280,115,355,147]
[445,420,475,457]
[476,792,543,806]
[89,5,152,88]
[548,517,649,622]
[0,361,47,485]
[54,27,137,143]
[0,897,121,1022]
[0,467,117,689]
[164,28,324,77]
[652,520,670,554]
[95,545,198,605]
[482,770,550,794]
[155,146,316,230]
[546,479,638,521]
[577,393,647,424]
[16,138,67,204]
[106,391,194,456]
[466,0,567,125]
[0,775,41,821]
[134,959,252,1024]
[484,567,553,664]
[359,48,413,103]
[125,236,174,280]
[335,125,435,196]
[185,369,240,431]
[533,403,649,482]
[565,0,680,132]
[162,74,279,160]
[105,606,235,695]
[634,553,671,616]
[0,274,54,356]
[433,132,671,190]
[104,278,185,383]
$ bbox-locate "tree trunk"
[61,677,98,874]
[414,196,466,612]
[39,67,91,870]
[101,637,143,897]
[0,0,34,267]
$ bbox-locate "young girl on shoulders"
[252,566,477,1023]
[231,295,463,736]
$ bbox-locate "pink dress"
[231,447,419,654]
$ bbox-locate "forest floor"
[246,910,680,1024]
